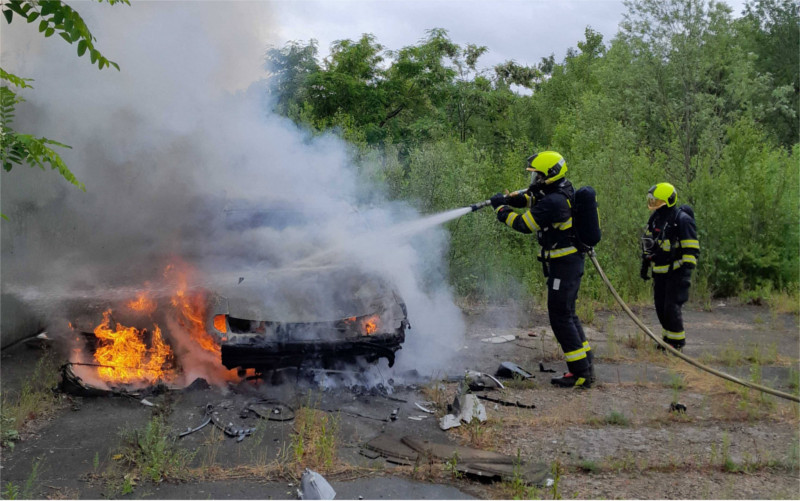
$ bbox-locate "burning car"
[212,264,409,372]
[63,203,409,390]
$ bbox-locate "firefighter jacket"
[643,205,699,275]
[495,180,578,260]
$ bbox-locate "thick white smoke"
[1,1,465,383]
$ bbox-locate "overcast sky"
[263,0,749,82]
[2,0,750,94]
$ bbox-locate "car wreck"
[213,264,409,371]
[62,261,408,393]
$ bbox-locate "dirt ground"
[1,299,798,500]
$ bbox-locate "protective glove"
[490,193,507,209]
[679,265,693,286]
[640,259,651,281]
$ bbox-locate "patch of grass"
[2,481,20,500]
[502,374,538,390]
[578,459,599,473]
[420,380,448,416]
[117,414,196,484]
[3,457,43,499]
[200,425,224,472]
[602,314,622,361]
[291,405,339,472]
[623,331,658,360]
[444,452,463,480]
[748,344,780,366]
[576,298,595,325]
[604,410,630,426]
[720,432,739,472]
[788,366,799,394]
[606,452,640,473]
[1,351,61,448]
[720,341,744,366]
[498,449,542,500]
[244,418,271,467]
[452,416,498,449]
[550,460,563,500]
[767,289,800,315]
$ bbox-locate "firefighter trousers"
[653,268,691,346]
[546,253,592,375]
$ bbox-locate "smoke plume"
[1,2,465,384]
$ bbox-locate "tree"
[1,0,128,200]
[737,0,799,147]
[264,39,320,120]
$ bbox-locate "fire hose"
[469,194,799,403]
[470,188,529,212]
[586,250,799,403]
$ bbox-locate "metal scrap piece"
[439,414,461,430]
[495,361,534,380]
[179,405,214,438]
[414,402,434,414]
[480,334,516,343]
[298,468,336,500]
[477,394,535,409]
[539,362,556,373]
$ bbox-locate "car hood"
[212,265,403,323]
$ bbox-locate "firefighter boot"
[551,368,593,389]
[657,336,685,352]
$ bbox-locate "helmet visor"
[647,193,666,211]
[529,169,545,186]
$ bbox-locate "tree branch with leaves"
[1,0,128,209]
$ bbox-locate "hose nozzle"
[467,188,528,213]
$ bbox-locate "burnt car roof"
[212,265,400,323]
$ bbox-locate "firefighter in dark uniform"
[641,183,700,350]
[490,151,593,388]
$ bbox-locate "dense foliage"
[267,0,798,302]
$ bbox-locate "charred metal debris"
[179,400,295,442]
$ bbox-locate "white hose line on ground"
[588,251,800,403]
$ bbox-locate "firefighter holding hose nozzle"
[641,183,699,351]
[490,151,594,389]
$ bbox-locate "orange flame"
[362,315,379,335]
[127,292,157,314]
[84,260,243,387]
[166,264,220,356]
[93,310,174,384]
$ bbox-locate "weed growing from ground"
[550,460,563,500]
[720,432,738,472]
[2,481,19,500]
[0,351,61,448]
[420,380,448,416]
[245,418,271,467]
[578,459,599,473]
[576,298,595,325]
[788,366,800,394]
[503,374,538,390]
[118,414,196,484]
[721,341,744,366]
[498,449,542,500]
[290,405,339,472]
[0,457,43,500]
[604,410,630,426]
[200,426,224,472]
[444,452,463,480]
[667,370,685,403]
[603,314,621,361]
[767,289,800,315]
